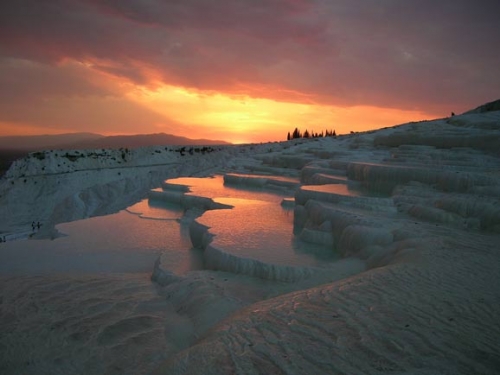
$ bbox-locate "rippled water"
[165,175,284,202]
[0,199,196,275]
[1,175,342,275]
[164,175,339,267]
[0,174,343,375]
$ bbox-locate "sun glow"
[127,85,308,142]
[0,59,435,141]
[126,84,434,143]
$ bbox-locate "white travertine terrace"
[1,108,500,375]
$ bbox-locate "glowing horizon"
[0,62,438,144]
[0,81,436,144]
[126,83,437,144]
[0,1,498,143]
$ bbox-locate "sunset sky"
[1,1,499,143]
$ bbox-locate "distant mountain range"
[0,132,231,151]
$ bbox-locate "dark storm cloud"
[0,0,499,114]
[0,58,111,101]
[0,0,169,64]
[0,57,171,134]
[87,0,316,42]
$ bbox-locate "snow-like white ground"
[1,112,500,374]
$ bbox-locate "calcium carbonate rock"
[300,165,347,184]
[306,173,349,185]
[347,162,441,194]
[224,173,268,187]
[204,244,315,282]
[338,225,394,257]
[407,204,463,225]
[223,173,299,190]
[189,221,213,249]
[261,154,315,169]
[299,228,334,247]
[148,190,232,211]
[435,196,500,232]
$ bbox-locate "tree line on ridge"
[286,128,337,140]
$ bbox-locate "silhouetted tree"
[286,127,337,140]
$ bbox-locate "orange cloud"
[0,57,436,143]
[2,0,498,143]
[126,83,435,143]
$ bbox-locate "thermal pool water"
[160,175,340,267]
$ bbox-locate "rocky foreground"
[1,108,500,374]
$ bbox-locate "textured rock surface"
[1,110,500,375]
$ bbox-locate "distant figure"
[37,222,41,230]
[451,112,455,116]
[32,221,36,232]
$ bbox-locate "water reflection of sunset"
[160,175,336,266]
